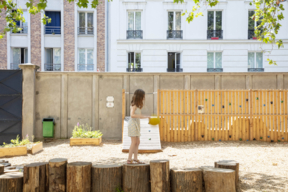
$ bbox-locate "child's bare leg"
[133,137,140,160]
[128,137,137,161]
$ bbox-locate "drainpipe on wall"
[105,0,109,72]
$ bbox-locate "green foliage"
[115,186,124,192]
[72,123,103,138]
[2,134,33,148]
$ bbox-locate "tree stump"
[214,160,239,188]
[23,162,49,192]
[67,162,92,192]
[0,165,4,175]
[0,172,23,192]
[123,164,150,192]
[171,168,202,192]
[49,158,67,192]
[203,168,236,192]
[150,160,170,192]
[91,164,122,192]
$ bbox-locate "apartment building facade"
[0,0,107,71]
[108,0,288,72]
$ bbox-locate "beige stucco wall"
[32,71,288,140]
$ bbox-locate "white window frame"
[248,52,263,68]
[168,11,181,30]
[208,11,222,30]
[78,48,94,71]
[207,52,222,68]
[127,11,141,30]
[167,52,181,68]
[128,52,141,68]
[78,12,94,34]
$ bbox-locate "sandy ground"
[1,139,288,192]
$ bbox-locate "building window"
[127,52,142,72]
[248,52,264,72]
[167,52,182,72]
[11,10,28,34]
[127,12,142,39]
[207,52,223,72]
[248,11,262,39]
[78,49,94,71]
[167,12,182,39]
[45,11,61,34]
[78,12,94,35]
[11,48,28,69]
[207,11,222,39]
[45,48,61,71]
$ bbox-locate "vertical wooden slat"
[195,90,198,141]
[122,89,125,141]
[249,89,253,141]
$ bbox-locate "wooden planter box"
[70,137,102,146]
[0,146,27,158]
[27,142,43,155]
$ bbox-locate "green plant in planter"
[2,135,32,148]
[72,123,103,138]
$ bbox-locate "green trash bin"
[43,118,54,138]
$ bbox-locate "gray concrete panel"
[99,76,123,139]
[35,75,61,139]
[67,75,93,138]
[253,75,277,89]
[129,75,154,94]
[159,76,184,90]
[222,75,246,89]
[191,75,214,89]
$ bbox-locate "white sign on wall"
[106,96,114,108]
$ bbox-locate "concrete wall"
[30,70,288,140]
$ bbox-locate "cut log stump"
[0,172,23,192]
[171,168,202,192]
[203,168,236,192]
[49,158,67,192]
[150,160,170,192]
[214,160,239,188]
[67,162,92,192]
[123,164,150,192]
[23,162,49,192]
[0,165,4,175]
[91,164,122,192]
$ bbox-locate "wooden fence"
[157,90,288,142]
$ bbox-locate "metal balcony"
[207,30,223,39]
[78,27,94,35]
[167,68,183,72]
[45,26,61,34]
[11,26,28,34]
[126,68,143,72]
[44,64,61,71]
[77,64,94,71]
[126,30,143,39]
[167,30,183,39]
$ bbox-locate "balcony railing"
[126,68,143,72]
[126,30,143,39]
[78,27,94,35]
[44,64,61,71]
[10,63,21,70]
[207,68,223,72]
[167,67,183,72]
[248,68,264,72]
[77,64,94,71]
[167,30,183,39]
[11,26,28,34]
[207,30,223,39]
[45,26,61,34]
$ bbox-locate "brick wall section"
[30,3,42,69]
[64,1,75,71]
[97,0,106,72]
[0,12,7,69]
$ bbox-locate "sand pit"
[1,139,288,191]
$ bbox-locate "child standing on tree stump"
[127,89,149,164]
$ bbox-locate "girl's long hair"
[131,89,145,109]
